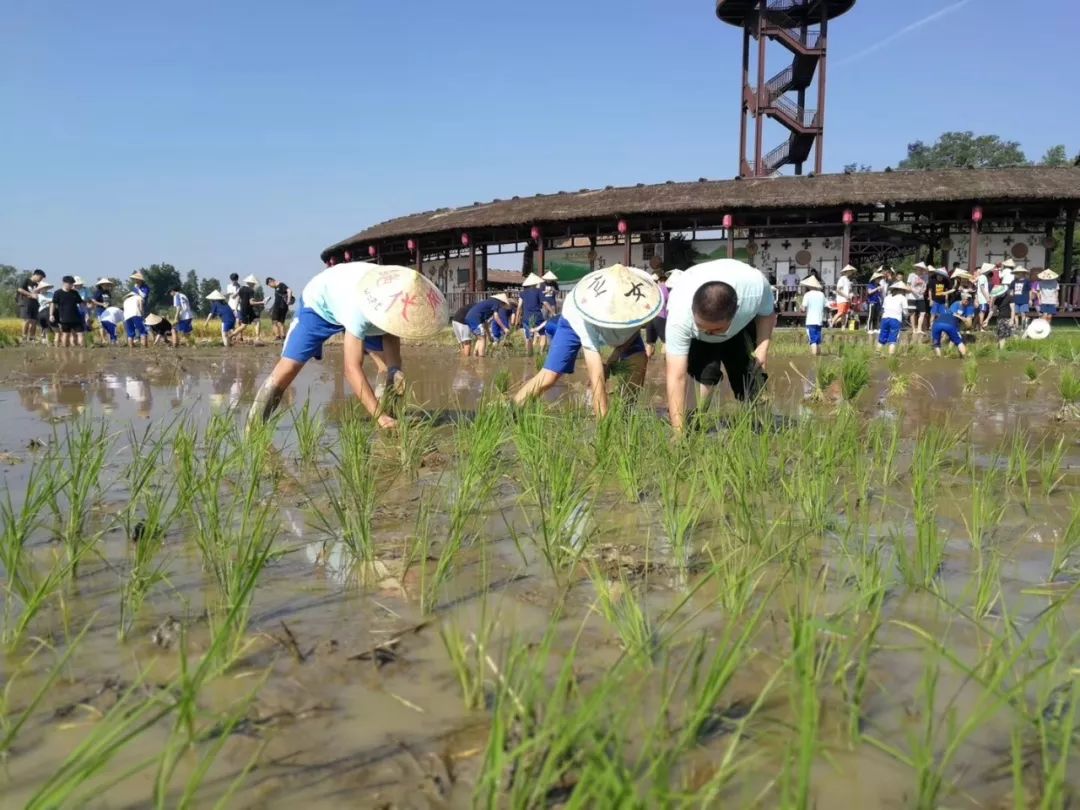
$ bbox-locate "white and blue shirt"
[173,292,193,321]
[665,260,775,356]
[300,263,385,339]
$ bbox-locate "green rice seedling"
[593,397,652,502]
[839,349,872,403]
[888,372,911,396]
[490,367,512,394]
[656,452,706,571]
[1058,366,1080,418]
[962,359,978,393]
[833,581,884,746]
[1029,670,1080,808]
[317,415,380,565]
[1006,430,1031,499]
[1048,500,1080,583]
[897,434,947,589]
[1038,436,1067,496]
[972,340,996,359]
[1024,361,1040,384]
[970,544,1003,619]
[886,354,901,375]
[47,416,112,575]
[391,408,437,481]
[0,462,62,613]
[291,399,325,464]
[813,358,839,400]
[587,564,656,664]
[534,352,545,372]
[963,466,1006,550]
[439,595,500,710]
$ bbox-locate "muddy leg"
[249,358,305,423]
[513,369,562,405]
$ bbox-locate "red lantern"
[368,245,377,257]
[617,219,628,235]
[461,233,470,247]
[971,206,983,223]
[842,209,854,226]
[407,238,416,252]
[722,214,733,229]
[530,226,541,240]
[343,250,351,261]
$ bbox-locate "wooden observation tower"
[716,0,856,177]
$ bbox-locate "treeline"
[0,263,226,318]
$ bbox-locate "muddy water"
[1,343,1078,808]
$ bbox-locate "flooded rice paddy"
[2,340,1080,808]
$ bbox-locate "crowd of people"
[797,259,1062,357]
[14,269,296,349]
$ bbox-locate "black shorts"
[270,306,288,323]
[59,321,84,334]
[913,299,928,314]
[645,316,667,345]
[240,311,258,325]
[686,320,767,401]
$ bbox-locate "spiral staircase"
[717,0,856,176]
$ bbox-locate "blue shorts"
[806,325,822,346]
[878,318,901,345]
[1041,304,1058,315]
[282,299,344,362]
[544,316,562,338]
[465,316,488,337]
[125,316,146,338]
[176,318,193,334]
[931,322,963,348]
[542,318,644,375]
[521,311,543,340]
[363,335,384,352]
[490,320,506,342]
[930,302,947,317]
[1014,302,1030,314]
[102,322,118,342]
[220,316,236,332]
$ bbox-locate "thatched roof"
[323,167,1080,258]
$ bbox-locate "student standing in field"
[540,271,560,318]
[1009,267,1031,328]
[829,265,855,328]
[975,264,993,330]
[450,302,475,357]
[990,284,1012,348]
[226,273,241,317]
[122,289,148,347]
[249,263,447,428]
[465,293,513,358]
[865,269,884,333]
[231,275,262,343]
[50,276,85,348]
[799,276,826,356]
[35,282,55,345]
[877,282,910,356]
[129,271,150,314]
[168,286,196,346]
[265,277,293,340]
[663,259,776,430]
[16,269,45,342]
[90,278,115,343]
[205,290,236,346]
[513,264,660,418]
[517,273,547,356]
[906,262,929,334]
[1036,269,1060,321]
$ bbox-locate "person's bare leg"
[249,357,305,422]
[957,343,968,358]
[460,341,472,357]
[889,343,897,356]
[475,335,488,358]
[513,369,562,405]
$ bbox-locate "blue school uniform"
[542,296,644,375]
[931,302,965,348]
[281,264,388,363]
[465,299,507,336]
[1011,279,1031,314]
[519,287,545,338]
[210,301,236,332]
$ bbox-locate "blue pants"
[806,325,822,346]
[102,322,118,343]
[125,316,147,338]
[521,311,543,340]
[543,318,644,375]
[176,319,193,334]
[931,322,963,348]
[878,318,901,345]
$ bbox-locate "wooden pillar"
[624,229,632,266]
[842,224,851,268]
[814,9,828,175]
[739,26,750,176]
[480,244,489,289]
[726,225,735,258]
[1063,207,1076,283]
[1044,222,1054,269]
[941,225,950,270]
[537,237,545,277]
[968,219,979,275]
[753,10,766,176]
[468,243,477,294]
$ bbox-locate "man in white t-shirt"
[906,262,929,334]
[799,276,826,356]
[226,273,241,316]
[975,264,993,329]
[663,259,776,430]
[829,265,856,328]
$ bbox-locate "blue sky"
[4,0,1077,282]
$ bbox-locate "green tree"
[0,264,22,318]
[1040,144,1070,166]
[138,263,182,313]
[198,277,222,314]
[898,131,1028,170]
[181,269,201,314]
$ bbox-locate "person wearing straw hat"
[249,262,447,429]
[513,264,660,418]
[540,271,560,319]
[1035,268,1060,321]
[16,268,46,341]
[927,265,952,318]
[664,258,776,430]
[144,313,174,345]
[645,269,675,359]
[230,274,264,343]
[1009,266,1032,329]
[487,294,518,347]
[828,265,857,328]
[975,263,994,330]
[799,276,826,356]
[865,268,886,334]
[204,289,236,346]
[129,271,150,313]
[876,281,910,356]
[71,276,93,338]
[50,275,85,348]
[168,285,196,347]
[518,273,548,356]
[122,288,148,347]
[464,293,514,358]
[1000,258,1016,287]
[34,281,55,345]
[89,278,114,342]
[930,291,969,359]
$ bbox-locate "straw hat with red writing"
[572,264,661,328]
[355,265,448,338]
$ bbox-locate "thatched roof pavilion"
[322,167,1080,286]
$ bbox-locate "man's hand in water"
[377,413,398,430]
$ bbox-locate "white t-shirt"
[122,295,143,319]
[665,260,775,356]
[801,290,826,326]
[226,282,241,312]
[882,293,908,321]
[100,306,124,325]
[301,263,385,339]
[975,275,990,305]
[907,273,927,301]
[1039,282,1059,306]
[1001,269,1014,287]
[560,291,641,353]
[835,275,853,303]
[173,292,193,321]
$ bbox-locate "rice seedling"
[656,451,706,570]
[1006,430,1031,499]
[839,349,872,403]
[897,433,948,589]
[440,595,501,710]
[962,359,978,393]
[47,416,112,575]
[118,489,172,641]
[490,367,512,394]
[587,564,656,663]
[1048,500,1080,583]
[970,544,1003,619]
[1038,436,1067,496]
[1057,366,1080,419]
[812,358,839,401]
[888,371,911,396]
[1024,361,1040,384]
[316,414,381,566]
[291,399,325,464]
[391,407,438,480]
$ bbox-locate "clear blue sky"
[4,0,1077,284]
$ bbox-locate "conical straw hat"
[980,263,995,274]
[571,264,661,328]
[243,274,259,285]
[94,277,114,286]
[1002,258,1016,268]
[799,276,822,290]
[355,265,448,339]
[1038,269,1060,281]
[951,269,973,281]
[144,314,163,326]
[541,271,558,282]
[890,282,911,293]
[206,290,226,301]
[492,293,512,305]
[522,273,543,287]
[35,282,53,292]
[129,271,145,281]
[840,264,857,275]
